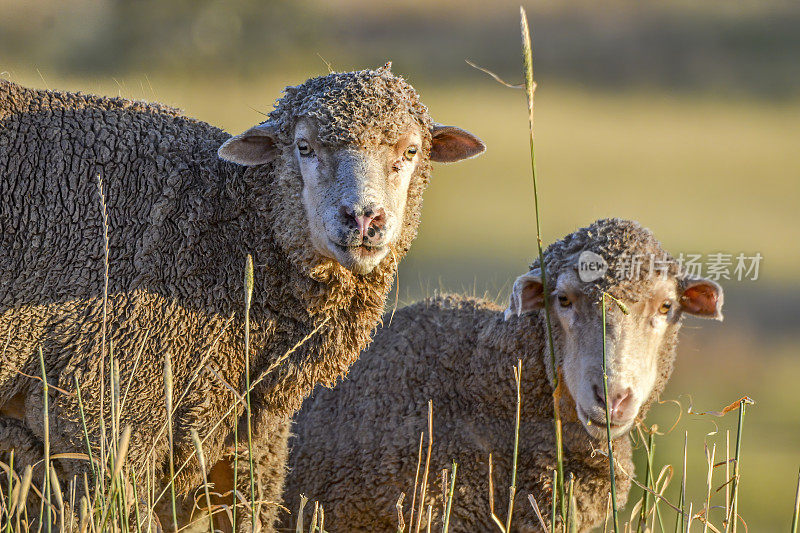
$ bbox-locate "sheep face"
[283,118,415,274]
[219,123,483,277]
[217,67,485,274]
[507,257,723,440]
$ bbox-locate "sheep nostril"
[611,388,634,419]
[371,207,386,229]
[593,385,605,407]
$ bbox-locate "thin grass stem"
[164,352,178,533]
[677,432,687,533]
[638,430,655,533]
[190,430,214,533]
[791,467,799,533]
[550,470,557,533]
[442,462,457,533]
[729,400,749,533]
[5,451,14,533]
[504,360,522,532]
[703,444,715,533]
[409,432,423,532]
[519,6,566,522]
[244,254,256,531]
[414,401,433,533]
[600,295,619,533]
[232,408,239,533]
[39,347,52,533]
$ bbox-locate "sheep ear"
[218,123,279,166]
[505,268,544,320]
[429,124,486,163]
[679,278,724,321]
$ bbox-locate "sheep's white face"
[292,119,421,274]
[552,271,678,439]
[219,117,485,274]
[507,264,723,440]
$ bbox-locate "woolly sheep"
[283,218,724,532]
[0,65,485,532]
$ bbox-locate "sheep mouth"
[333,243,386,257]
[576,405,631,439]
[327,240,389,274]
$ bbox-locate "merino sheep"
[0,64,485,531]
[284,218,724,532]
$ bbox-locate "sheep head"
[218,65,485,275]
[506,218,724,439]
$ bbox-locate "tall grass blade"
[791,467,799,533]
[677,432,687,533]
[232,408,239,533]
[443,462,457,533]
[527,493,549,532]
[163,352,178,533]
[638,430,655,533]
[425,505,432,533]
[550,470,557,533]
[244,253,256,531]
[96,174,110,492]
[729,399,750,533]
[5,451,14,533]
[73,378,97,485]
[519,5,566,522]
[190,429,214,533]
[39,346,52,533]
[409,432,423,532]
[724,431,730,533]
[600,295,619,533]
[488,454,505,533]
[295,494,308,533]
[565,474,576,533]
[504,360,523,532]
[48,466,63,533]
[703,444,715,533]
[414,401,433,533]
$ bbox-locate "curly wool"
[537,218,680,302]
[283,220,693,532]
[284,295,632,532]
[269,63,432,147]
[0,66,432,531]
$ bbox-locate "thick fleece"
[284,220,694,532]
[0,66,433,531]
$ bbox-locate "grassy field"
[1,67,799,530]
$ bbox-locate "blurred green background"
[2,0,798,530]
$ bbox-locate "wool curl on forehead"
[268,64,432,147]
[534,218,681,302]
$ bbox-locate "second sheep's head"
[506,218,724,440]
[218,65,485,275]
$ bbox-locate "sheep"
[0,64,485,532]
[283,218,725,532]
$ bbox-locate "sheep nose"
[593,385,635,424]
[341,205,386,239]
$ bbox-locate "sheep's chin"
[328,242,389,275]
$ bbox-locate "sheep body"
[285,295,631,532]
[0,66,435,530]
[284,219,720,532]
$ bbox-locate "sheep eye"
[297,141,314,157]
[557,295,571,308]
[658,300,672,314]
[403,146,418,161]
